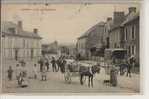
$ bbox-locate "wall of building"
[76,37,87,57]
[109,28,122,48]
[123,18,139,64]
[1,35,41,61]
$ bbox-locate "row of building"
[42,41,76,58]
[1,21,42,62]
[76,7,139,65]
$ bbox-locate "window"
[132,25,135,39]
[131,45,136,55]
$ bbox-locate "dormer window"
[8,27,16,34]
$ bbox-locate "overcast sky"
[1,3,140,45]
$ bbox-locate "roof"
[109,11,139,32]
[1,21,42,39]
[121,11,139,26]
[78,21,105,39]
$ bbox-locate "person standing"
[60,57,66,73]
[126,61,132,77]
[45,59,49,71]
[33,64,38,79]
[15,64,21,84]
[38,57,44,72]
[19,62,28,87]
[110,65,118,87]
[56,57,62,72]
[41,65,47,81]
[7,66,13,81]
[51,57,57,72]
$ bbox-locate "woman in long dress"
[19,63,28,87]
[110,65,118,87]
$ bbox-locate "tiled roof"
[1,21,42,39]
[78,21,105,39]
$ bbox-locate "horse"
[79,65,100,87]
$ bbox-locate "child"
[7,66,13,81]
[41,66,47,81]
[33,64,38,79]
[15,64,20,78]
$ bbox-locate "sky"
[1,3,140,45]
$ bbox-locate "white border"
[1,0,149,98]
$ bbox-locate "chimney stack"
[129,7,136,14]
[113,11,125,25]
[33,28,38,34]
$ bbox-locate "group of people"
[109,55,136,87]
[7,55,68,88]
[119,55,136,77]
[6,54,136,88]
[7,60,28,88]
[38,55,67,72]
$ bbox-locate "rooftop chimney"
[33,28,38,34]
[129,7,136,14]
[113,11,125,25]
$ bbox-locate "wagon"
[64,59,92,84]
[104,48,127,74]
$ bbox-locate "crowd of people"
[6,54,136,88]
[6,55,68,88]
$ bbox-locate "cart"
[64,59,91,84]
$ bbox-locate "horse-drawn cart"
[64,59,80,83]
[64,59,100,87]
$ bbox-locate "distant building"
[121,7,139,65]
[42,41,58,54]
[76,22,105,58]
[59,45,70,56]
[76,32,88,58]
[1,21,42,61]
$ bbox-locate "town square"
[1,3,140,94]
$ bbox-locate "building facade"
[121,8,139,65]
[109,11,125,48]
[109,7,139,65]
[76,35,88,58]
[1,21,42,62]
[103,17,113,48]
[76,22,105,58]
